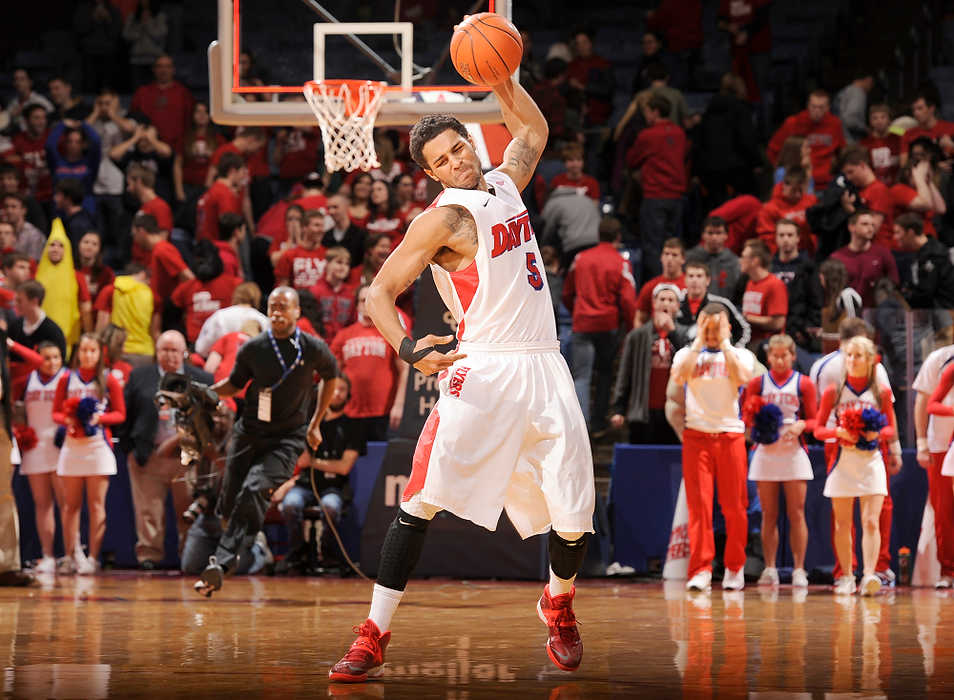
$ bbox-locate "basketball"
[451,13,523,87]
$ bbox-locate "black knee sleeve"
[376,512,430,591]
[548,531,588,580]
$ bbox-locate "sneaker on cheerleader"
[860,574,881,597]
[686,570,712,593]
[75,554,97,576]
[757,567,779,586]
[537,585,583,672]
[936,575,954,589]
[329,619,390,682]
[875,568,896,588]
[722,567,745,591]
[791,568,809,588]
[833,576,856,595]
[34,556,56,575]
[56,556,76,575]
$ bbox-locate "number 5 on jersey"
[526,252,544,290]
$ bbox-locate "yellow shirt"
[111,276,154,356]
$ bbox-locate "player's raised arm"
[365,208,468,375]
[492,78,548,191]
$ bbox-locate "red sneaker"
[329,619,391,683]
[537,585,582,671]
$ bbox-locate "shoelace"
[341,625,379,663]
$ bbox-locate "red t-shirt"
[309,278,358,342]
[74,270,92,303]
[858,179,897,249]
[626,120,687,199]
[742,273,788,343]
[196,181,243,242]
[180,131,226,187]
[830,243,900,307]
[649,329,675,409]
[211,141,269,178]
[149,239,189,301]
[710,194,762,254]
[756,191,818,254]
[130,81,195,151]
[636,274,686,315]
[106,359,132,389]
[647,0,703,52]
[139,196,174,232]
[901,120,954,153]
[209,331,252,398]
[718,0,771,53]
[550,173,601,201]
[566,54,613,125]
[330,322,398,418]
[256,199,291,243]
[12,130,52,201]
[79,264,116,301]
[294,194,329,213]
[365,213,405,247]
[860,133,902,185]
[171,274,243,342]
[890,183,936,237]
[767,111,846,188]
[274,246,327,289]
[278,128,321,180]
[213,240,243,278]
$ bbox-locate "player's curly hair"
[409,114,469,170]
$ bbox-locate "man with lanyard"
[195,286,340,596]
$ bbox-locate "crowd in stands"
[2,2,954,580]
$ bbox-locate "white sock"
[368,583,404,632]
[548,568,576,596]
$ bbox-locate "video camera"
[154,373,228,523]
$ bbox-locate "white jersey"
[56,371,116,477]
[428,170,557,345]
[675,345,758,434]
[913,345,954,453]
[810,350,893,436]
[824,381,887,497]
[20,367,65,475]
[757,371,805,424]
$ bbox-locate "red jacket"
[626,119,687,199]
[767,111,845,188]
[562,242,638,333]
[709,194,761,254]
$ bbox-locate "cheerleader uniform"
[19,367,66,476]
[815,377,895,498]
[745,370,817,481]
[926,361,954,477]
[52,368,126,477]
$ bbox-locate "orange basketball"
[451,13,523,87]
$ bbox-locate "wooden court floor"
[3,575,954,698]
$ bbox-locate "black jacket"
[676,292,751,348]
[696,93,761,174]
[120,363,213,466]
[772,252,824,351]
[905,237,954,309]
[0,328,12,436]
[322,224,368,268]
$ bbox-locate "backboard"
[209,0,513,127]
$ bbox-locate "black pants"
[214,427,305,572]
[628,408,679,445]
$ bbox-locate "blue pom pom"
[856,408,887,450]
[752,403,783,444]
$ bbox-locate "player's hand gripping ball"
[451,13,523,87]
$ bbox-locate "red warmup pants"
[682,429,748,578]
[825,442,893,577]
[928,452,954,577]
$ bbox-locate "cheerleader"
[744,334,817,588]
[926,360,954,488]
[19,341,66,574]
[53,333,126,574]
[814,336,896,596]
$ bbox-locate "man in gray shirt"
[684,216,740,299]
[1,193,46,261]
[541,184,600,269]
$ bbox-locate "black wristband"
[399,336,434,364]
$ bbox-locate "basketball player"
[328,76,595,681]
[810,318,900,586]
[913,343,954,588]
[670,304,757,593]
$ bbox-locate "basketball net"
[304,80,386,173]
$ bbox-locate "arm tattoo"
[505,138,537,175]
[441,204,477,245]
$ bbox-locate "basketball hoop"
[304,79,387,173]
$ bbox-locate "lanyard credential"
[267,327,303,391]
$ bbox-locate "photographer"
[121,330,213,569]
[195,287,339,596]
